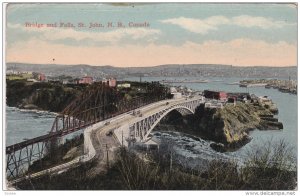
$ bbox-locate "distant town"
[6,63,297,79]
[6,69,119,87]
[6,63,297,97]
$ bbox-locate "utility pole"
[122,130,124,146]
[170,151,173,172]
[106,144,109,168]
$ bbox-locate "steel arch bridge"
[124,98,204,144]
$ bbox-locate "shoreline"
[240,79,297,95]
[6,105,59,116]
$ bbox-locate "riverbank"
[6,80,172,113]
[239,79,297,95]
[6,80,85,112]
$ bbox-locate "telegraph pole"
[122,130,124,146]
[170,151,173,172]
[106,144,109,168]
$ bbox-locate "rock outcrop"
[6,80,84,112]
[191,101,282,149]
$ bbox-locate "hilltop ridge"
[6,63,297,79]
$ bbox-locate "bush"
[241,140,297,190]
[200,160,242,190]
[15,140,297,190]
[114,147,160,190]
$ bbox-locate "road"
[87,96,198,176]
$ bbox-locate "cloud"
[161,16,229,34]
[7,23,161,44]
[6,38,296,67]
[160,15,295,34]
[232,15,291,29]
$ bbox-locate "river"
[6,76,297,167]
[6,107,57,146]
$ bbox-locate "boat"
[265,85,271,89]
[226,82,240,85]
[278,87,290,93]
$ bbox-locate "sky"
[5,3,298,67]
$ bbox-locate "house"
[79,76,93,84]
[203,90,227,101]
[117,83,131,88]
[227,93,251,102]
[172,92,182,99]
[108,78,117,87]
[32,72,46,81]
[101,78,117,87]
[27,78,39,83]
[258,96,272,103]
[38,73,46,81]
[102,78,108,85]
[170,87,177,93]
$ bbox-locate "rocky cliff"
[6,80,84,112]
[191,101,282,150]
[155,100,283,151]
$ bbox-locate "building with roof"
[203,90,227,102]
[79,76,93,84]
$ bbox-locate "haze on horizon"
[6,3,297,67]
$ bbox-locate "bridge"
[5,82,212,182]
[113,97,204,146]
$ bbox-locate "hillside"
[6,63,297,79]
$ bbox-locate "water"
[6,107,57,146]
[5,107,82,177]
[6,76,297,165]
[5,107,83,147]
[124,76,298,161]
[152,131,244,170]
